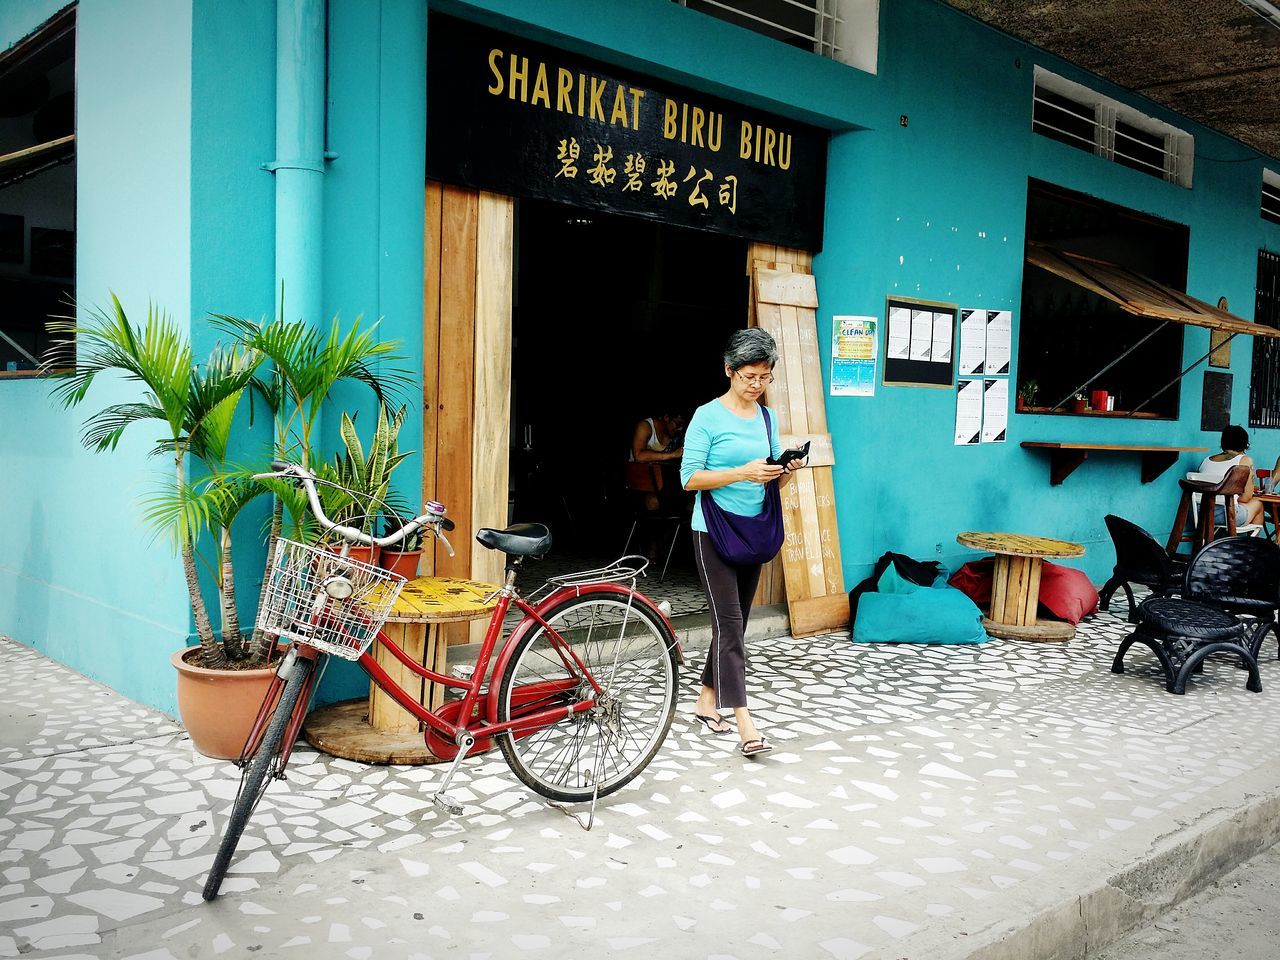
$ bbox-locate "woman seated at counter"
[1197,424,1264,528]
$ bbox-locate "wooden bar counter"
[302,575,498,765]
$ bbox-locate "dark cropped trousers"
[692,531,763,710]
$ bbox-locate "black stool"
[1112,596,1262,695]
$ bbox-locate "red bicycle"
[202,460,680,901]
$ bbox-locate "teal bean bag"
[851,564,988,645]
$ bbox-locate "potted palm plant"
[48,298,409,758]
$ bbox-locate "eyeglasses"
[734,371,775,387]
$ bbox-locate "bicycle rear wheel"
[497,594,678,803]
[202,654,314,901]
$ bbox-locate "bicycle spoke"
[497,596,677,802]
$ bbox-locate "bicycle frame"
[240,578,678,772]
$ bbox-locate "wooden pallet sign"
[751,259,849,637]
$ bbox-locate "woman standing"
[680,328,804,757]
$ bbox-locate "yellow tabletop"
[384,576,499,623]
[956,531,1085,559]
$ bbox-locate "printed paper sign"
[831,316,878,397]
[955,378,982,445]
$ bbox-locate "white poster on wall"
[887,306,911,360]
[985,310,1012,375]
[982,378,1009,443]
[930,311,954,363]
[910,309,933,361]
[958,308,986,375]
[955,378,982,445]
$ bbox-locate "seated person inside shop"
[1197,424,1264,528]
[625,411,686,513]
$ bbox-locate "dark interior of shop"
[0,14,75,373]
[511,197,748,578]
[1017,179,1190,419]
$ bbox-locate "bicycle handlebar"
[252,461,456,556]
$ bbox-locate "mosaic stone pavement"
[3,592,1280,959]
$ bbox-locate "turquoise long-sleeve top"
[679,399,783,533]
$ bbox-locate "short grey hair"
[723,328,779,370]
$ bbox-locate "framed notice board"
[883,296,958,387]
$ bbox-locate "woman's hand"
[740,459,784,483]
[783,457,807,474]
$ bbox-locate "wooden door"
[747,243,849,637]
[422,181,514,644]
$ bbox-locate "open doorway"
[510,198,748,616]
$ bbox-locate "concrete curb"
[947,767,1280,960]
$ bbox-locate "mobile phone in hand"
[768,441,811,468]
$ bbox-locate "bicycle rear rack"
[529,555,650,601]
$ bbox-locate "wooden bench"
[1020,442,1208,486]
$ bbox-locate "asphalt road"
[1096,844,1280,960]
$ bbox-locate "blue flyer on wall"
[831,316,877,396]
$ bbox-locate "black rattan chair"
[1183,534,1280,662]
[1111,597,1259,695]
[1112,537,1269,694]
[1099,515,1185,623]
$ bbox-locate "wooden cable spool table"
[302,575,498,764]
[956,531,1085,642]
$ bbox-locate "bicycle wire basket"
[257,538,407,660]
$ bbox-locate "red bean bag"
[948,559,1099,625]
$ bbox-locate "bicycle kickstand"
[431,731,475,817]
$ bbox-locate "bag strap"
[760,403,774,448]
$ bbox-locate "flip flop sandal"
[692,713,735,736]
[740,738,773,758]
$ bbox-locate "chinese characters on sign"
[553,137,738,214]
[427,15,827,249]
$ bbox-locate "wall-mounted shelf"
[1020,441,1207,485]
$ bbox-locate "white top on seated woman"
[1197,424,1264,528]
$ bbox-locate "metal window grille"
[1263,180,1280,226]
[1249,250,1280,428]
[1032,75,1189,187]
[673,0,843,58]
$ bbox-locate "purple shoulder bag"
[700,405,785,566]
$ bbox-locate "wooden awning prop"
[0,136,74,190]
[1026,242,1280,339]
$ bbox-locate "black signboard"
[427,15,828,250]
[1201,371,1232,432]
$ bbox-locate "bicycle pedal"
[432,792,465,816]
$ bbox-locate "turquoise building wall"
[0,0,195,711]
[3,0,1280,714]
[819,0,1280,582]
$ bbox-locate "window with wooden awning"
[1021,242,1280,421]
[1018,180,1255,420]
[1026,244,1280,339]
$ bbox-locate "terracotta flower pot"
[1016,397,1026,411]
[171,647,284,760]
[381,548,423,579]
[327,543,380,566]
[1071,398,1088,413]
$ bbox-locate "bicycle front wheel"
[202,654,314,901]
[497,594,678,803]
